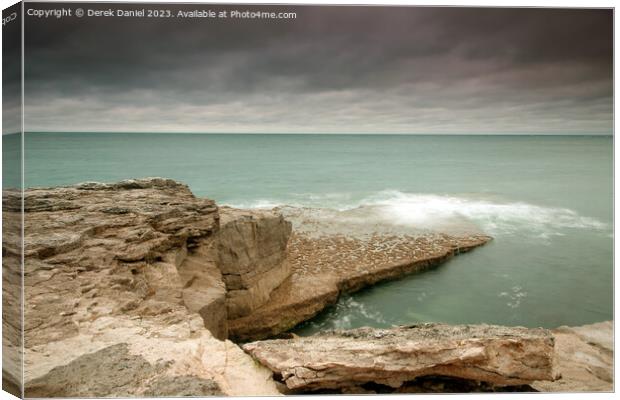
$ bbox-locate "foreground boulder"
[243,323,557,392]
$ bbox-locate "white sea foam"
[229,199,282,209]
[359,190,608,236]
[313,296,388,331]
[226,190,608,238]
[498,286,528,309]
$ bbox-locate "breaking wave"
[361,190,608,236]
[226,190,608,238]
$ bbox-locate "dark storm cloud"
[22,4,612,133]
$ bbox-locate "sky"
[19,4,613,134]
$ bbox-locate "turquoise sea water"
[11,133,614,331]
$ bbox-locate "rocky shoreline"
[229,229,490,342]
[1,178,613,396]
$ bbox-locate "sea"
[5,132,613,333]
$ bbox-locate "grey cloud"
[22,4,612,133]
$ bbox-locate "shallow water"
[13,132,613,331]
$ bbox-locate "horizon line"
[12,131,615,136]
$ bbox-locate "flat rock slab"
[228,233,491,341]
[243,323,557,392]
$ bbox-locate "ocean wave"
[228,199,283,209]
[226,190,608,237]
[360,190,608,236]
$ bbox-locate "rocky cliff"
[2,178,612,396]
[11,179,282,396]
[216,207,292,320]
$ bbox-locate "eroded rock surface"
[2,189,23,397]
[14,178,280,397]
[25,343,223,397]
[243,323,557,392]
[228,232,490,341]
[533,321,613,392]
[217,207,292,319]
[13,177,601,396]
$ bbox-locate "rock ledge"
[243,323,558,393]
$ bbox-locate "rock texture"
[14,178,281,397]
[228,232,490,341]
[533,321,613,392]
[217,207,292,319]
[12,177,609,396]
[2,189,23,397]
[25,343,223,397]
[243,323,558,392]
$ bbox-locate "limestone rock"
[25,322,280,397]
[228,232,491,341]
[533,321,613,392]
[17,178,280,396]
[25,343,224,397]
[178,240,228,340]
[2,189,23,397]
[217,207,292,319]
[7,177,613,395]
[243,323,557,392]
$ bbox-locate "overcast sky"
[22,4,613,134]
